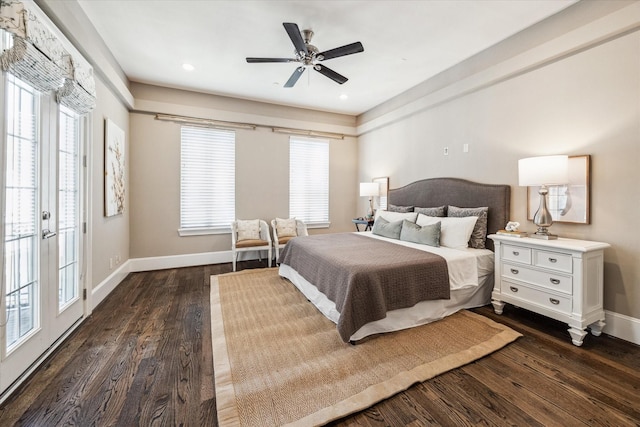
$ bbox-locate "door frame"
[0,73,91,402]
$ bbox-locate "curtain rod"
[155,113,256,130]
[154,113,345,140]
[271,127,344,140]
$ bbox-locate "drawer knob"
[513,251,519,256]
[550,278,560,285]
[510,268,519,275]
[549,257,558,263]
[549,298,560,305]
[509,286,518,293]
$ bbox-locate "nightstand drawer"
[502,244,532,264]
[502,264,572,294]
[501,282,571,315]
[533,250,572,273]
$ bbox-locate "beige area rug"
[211,268,521,427]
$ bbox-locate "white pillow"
[275,217,297,238]
[374,210,418,224]
[236,219,261,241]
[416,214,478,250]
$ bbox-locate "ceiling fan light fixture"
[247,22,363,88]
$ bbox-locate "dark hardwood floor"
[0,262,638,426]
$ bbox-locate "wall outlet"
[109,258,114,269]
[115,255,121,265]
[443,147,449,156]
[463,143,469,153]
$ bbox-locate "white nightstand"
[488,234,610,346]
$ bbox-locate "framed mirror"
[373,176,389,211]
[527,155,590,224]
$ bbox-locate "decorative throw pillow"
[415,206,447,217]
[416,214,478,250]
[236,219,261,241]
[374,210,418,224]
[371,217,403,240]
[388,204,414,213]
[447,206,489,249]
[400,219,440,247]
[275,217,297,238]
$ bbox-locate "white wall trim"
[91,260,133,311]
[128,251,232,273]
[357,2,640,136]
[604,310,640,346]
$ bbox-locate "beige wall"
[357,3,640,319]
[129,85,358,258]
[90,78,130,289]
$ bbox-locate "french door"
[0,74,85,395]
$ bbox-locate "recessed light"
[339,94,348,100]
[182,63,194,71]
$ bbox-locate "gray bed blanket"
[278,233,450,342]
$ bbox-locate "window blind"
[0,3,96,114]
[289,137,329,225]
[180,126,235,232]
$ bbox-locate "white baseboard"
[128,250,233,272]
[91,260,133,311]
[604,310,640,346]
[92,250,269,308]
[92,252,640,346]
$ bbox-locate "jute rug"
[211,268,521,427]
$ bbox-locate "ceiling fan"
[246,22,364,88]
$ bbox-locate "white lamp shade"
[518,155,569,186]
[359,182,380,197]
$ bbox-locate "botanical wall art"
[105,118,125,217]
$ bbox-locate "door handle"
[42,229,57,239]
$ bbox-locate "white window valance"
[0,0,96,113]
[57,54,96,114]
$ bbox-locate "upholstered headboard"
[388,178,511,251]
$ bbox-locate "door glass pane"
[4,74,39,350]
[58,106,79,309]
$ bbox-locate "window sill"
[178,227,230,236]
[305,222,331,229]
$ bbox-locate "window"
[4,74,39,348]
[58,105,80,308]
[179,126,235,234]
[289,137,329,227]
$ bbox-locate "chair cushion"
[236,239,269,248]
[278,236,295,245]
[236,219,260,241]
[275,217,297,238]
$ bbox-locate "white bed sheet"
[278,232,495,342]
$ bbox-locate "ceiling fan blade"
[314,64,347,84]
[284,66,305,88]
[246,57,296,63]
[317,42,364,61]
[283,22,308,55]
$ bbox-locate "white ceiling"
[77,0,577,116]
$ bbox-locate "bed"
[279,178,511,342]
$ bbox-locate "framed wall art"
[527,154,590,224]
[373,176,389,211]
[105,118,126,217]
